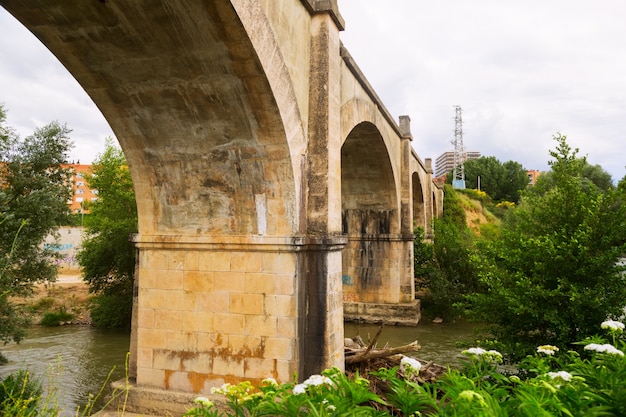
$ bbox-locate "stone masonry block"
[163,290,196,312]
[138,328,168,350]
[136,347,154,369]
[214,313,245,334]
[166,330,198,351]
[276,317,296,338]
[230,293,264,315]
[167,251,186,270]
[261,252,295,273]
[184,251,199,271]
[275,273,295,295]
[244,357,280,379]
[153,269,184,290]
[138,308,155,329]
[196,291,229,313]
[137,367,165,389]
[264,337,294,360]
[183,270,213,292]
[264,294,295,317]
[139,288,167,310]
[198,252,231,272]
[153,349,183,371]
[154,309,183,331]
[182,311,215,333]
[245,315,278,337]
[231,252,262,272]
[228,334,263,356]
[245,272,275,294]
[212,356,244,377]
[213,271,246,292]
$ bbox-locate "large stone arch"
[2,1,299,236]
[341,121,401,304]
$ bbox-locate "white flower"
[463,347,487,356]
[601,320,625,333]
[292,384,306,395]
[584,343,625,356]
[537,345,559,355]
[210,382,231,395]
[194,397,214,408]
[262,377,278,387]
[462,347,502,363]
[302,374,333,387]
[400,356,422,378]
[547,371,572,382]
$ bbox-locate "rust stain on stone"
[164,369,174,390]
[187,372,211,393]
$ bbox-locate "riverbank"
[11,274,92,325]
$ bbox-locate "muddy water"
[0,321,479,413]
[0,325,129,414]
[344,320,482,366]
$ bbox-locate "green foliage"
[78,139,137,329]
[462,156,529,203]
[415,185,479,320]
[88,293,133,329]
[39,309,74,326]
[0,370,42,417]
[184,321,626,416]
[0,104,73,345]
[466,134,626,358]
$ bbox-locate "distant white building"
[435,151,481,179]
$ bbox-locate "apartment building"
[435,151,481,179]
[65,164,97,213]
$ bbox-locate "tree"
[533,161,615,195]
[415,185,479,320]
[0,104,73,344]
[462,156,529,202]
[78,139,137,328]
[466,134,626,357]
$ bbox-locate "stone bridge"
[2,0,443,407]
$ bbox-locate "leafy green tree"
[0,104,73,345]
[466,134,626,357]
[78,139,137,328]
[533,161,615,196]
[462,156,529,202]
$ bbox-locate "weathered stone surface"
[1,0,444,412]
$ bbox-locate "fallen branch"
[345,341,421,364]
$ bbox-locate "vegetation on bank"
[77,139,137,329]
[416,134,626,359]
[0,104,74,349]
[182,321,626,416]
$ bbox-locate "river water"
[0,321,478,414]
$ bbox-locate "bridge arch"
[412,171,426,230]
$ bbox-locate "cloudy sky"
[1,1,625,181]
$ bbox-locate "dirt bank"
[12,275,92,325]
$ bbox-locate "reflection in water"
[0,326,129,414]
[344,320,482,367]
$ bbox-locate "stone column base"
[100,379,214,417]
[343,299,421,326]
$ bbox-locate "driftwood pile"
[344,325,447,396]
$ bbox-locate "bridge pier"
[127,234,346,394]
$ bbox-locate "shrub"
[39,309,74,326]
[88,293,132,329]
